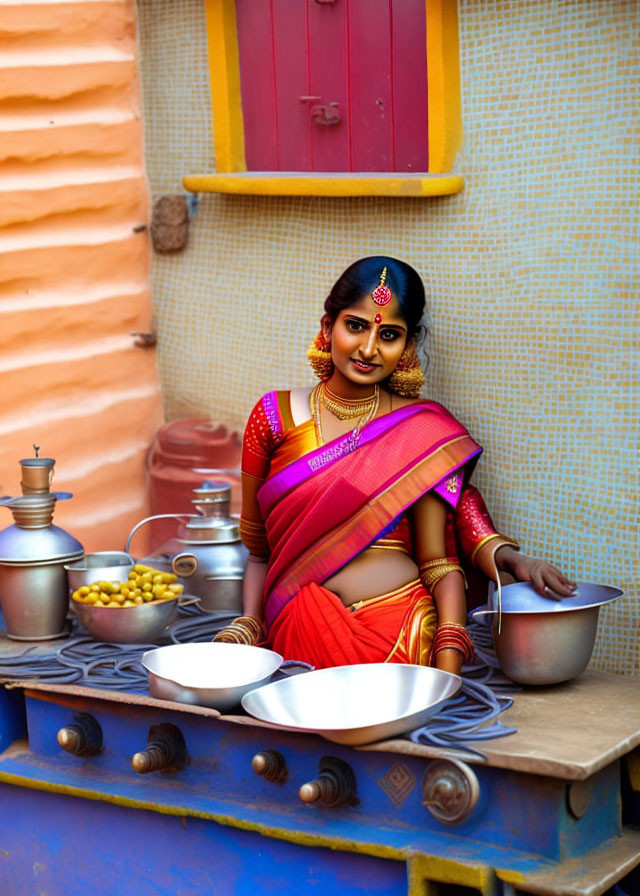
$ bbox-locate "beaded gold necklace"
[321,383,379,420]
[310,383,380,445]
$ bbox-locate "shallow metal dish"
[474,582,623,686]
[142,643,283,711]
[64,551,134,590]
[241,663,461,745]
[74,596,178,644]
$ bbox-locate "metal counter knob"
[422,759,479,824]
[299,781,322,803]
[299,756,358,808]
[57,714,102,756]
[252,749,288,784]
[131,723,188,775]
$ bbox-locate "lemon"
[167,583,184,594]
[134,563,153,574]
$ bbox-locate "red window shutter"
[235,0,429,173]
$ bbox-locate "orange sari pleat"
[268,581,437,670]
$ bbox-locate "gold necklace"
[324,383,377,405]
[310,383,380,445]
[310,383,325,444]
[321,383,379,420]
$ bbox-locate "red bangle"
[431,623,474,664]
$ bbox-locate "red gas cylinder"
[147,418,242,551]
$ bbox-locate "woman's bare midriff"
[323,547,420,607]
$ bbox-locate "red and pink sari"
[252,397,483,668]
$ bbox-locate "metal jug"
[0,453,83,640]
[126,481,248,613]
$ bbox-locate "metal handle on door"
[311,103,341,126]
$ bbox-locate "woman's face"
[325,292,408,388]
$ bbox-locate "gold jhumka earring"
[306,330,333,381]
[387,346,425,398]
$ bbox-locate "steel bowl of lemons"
[71,564,183,644]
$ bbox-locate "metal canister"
[127,482,248,613]
[0,492,83,640]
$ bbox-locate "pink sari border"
[259,402,436,517]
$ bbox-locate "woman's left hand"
[497,547,576,597]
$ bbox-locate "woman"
[216,257,575,675]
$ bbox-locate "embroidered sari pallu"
[258,402,482,669]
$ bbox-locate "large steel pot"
[473,582,623,686]
[126,482,248,613]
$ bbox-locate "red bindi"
[374,313,382,324]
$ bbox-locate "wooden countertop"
[362,669,640,779]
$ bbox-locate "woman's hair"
[324,256,426,339]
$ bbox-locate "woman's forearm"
[432,571,467,625]
[432,571,467,674]
[242,554,268,620]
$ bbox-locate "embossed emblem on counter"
[379,762,416,808]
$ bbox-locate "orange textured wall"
[0,0,163,553]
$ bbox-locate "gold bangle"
[419,557,457,569]
[471,534,520,566]
[419,562,466,593]
[213,616,265,645]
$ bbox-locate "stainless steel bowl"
[65,551,134,590]
[74,596,178,644]
[242,663,461,745]
[475,582,623,686]
[142,643,283,711]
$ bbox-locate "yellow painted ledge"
[182,172,464,198]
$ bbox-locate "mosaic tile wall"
[138,0,638,674]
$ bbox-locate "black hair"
[324,256,426,340]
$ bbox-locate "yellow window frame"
[183,0,464,197]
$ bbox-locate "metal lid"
[177,481,240,543]
[178,521,240,544]
[0,523,84,564]
[192,480,231,512]
[20,457,55,468]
